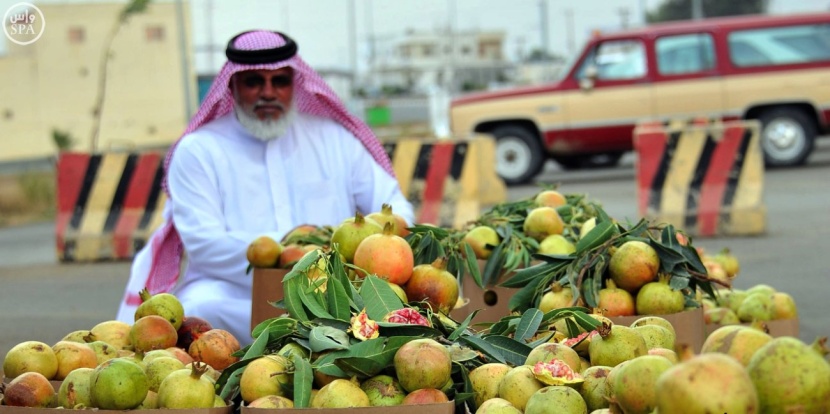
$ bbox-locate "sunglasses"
[238,73,293,89]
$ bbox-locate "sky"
[2,0,830,74]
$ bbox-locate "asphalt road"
[1,140,829,361]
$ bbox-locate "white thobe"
[159,112,413,344]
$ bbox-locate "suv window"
[729,23,830,67]
[576,39,646,80]
[656,33,716,75]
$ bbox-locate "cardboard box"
[240,401,455,414]
[704,317,799,338]
[608,307,706,352]
[251,268,290,332]
[451,273,514,326]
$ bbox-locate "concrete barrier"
[633,119,766,237]
[56,151,166,261]
[383,136,506,229]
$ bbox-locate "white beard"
[233,100,296,142]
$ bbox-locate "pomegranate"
[630,315,676,337]
[631,324,675,350]
[383,307,431,326]
[539,282,574,312]
[90,320,132,350]
[525,342,582,372]
[331,211,383,263]
[712,248,740,278]
[165,346,195,365]
[278,243,316,268]
[588,322,648,367]
[610,355,673,414]
[246,235,284,268]
[497,365,545,411]
[130,315,179,353]
[353,222,414,284]
[597,279,636,316]
[748,337,830,413]
[608,240,659,292]
[1,371,55,407]
[134,288,185,329]
[704,307,740,325]
[701,324,772,366]
[350,309,380,341]
[312,378,370,408]
[403,257,459,314]
[771,292,798,319]
[145,356,186,393]
[52,340,98,380]
[157,363,216,408]
[579,365,612,412]
[176,315,213,350]
[239,354,292,402]
[534,189,567,208]
[462,225,500,260]
[187,328,240,371]
[524,386,587,414]
[468,362,511,407]
[531,359,584,386]
[367,203,410,237]
[89,358,149,410]
[476,398,522,414]
[57,367,94,408]
[523,207,565,241]
[2,340,58,379]
[648,347,678,363]
[401,388,449,405]
[635,276,685,315]
[248,395,294,408]
[737,293,774,322]
[538,234,576,256]
[656,353,759,413]
[393,338,452,392]
[360,374,407,406]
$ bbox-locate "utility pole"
[539,0,549,56]
[618,7,630,29]
[692,0,704,20]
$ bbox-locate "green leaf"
[651,241,687,273]
[448,343,480,362]
[458,336,506,364]
[481,243,505,286]
[571,311,602,332]
[514,308,544,343]
[308,326,350,353]
[464,244,484,289]
[565,318,581,337]
[283,249,319,282]
[508,273,548,313]
[359,276,404,320]
[681,245,707,273]
[283,276,309,321]
[481,335,533,366]
[311,352,348,377]
[448,309,480,341]
[326,275,351,321]
[335,356,386,378]
[575,220,617,254]
[527,332,555,348]
[669,275,690,290]
[296,282,333,319]
[251,317,296,339]
[290,355,313,408]
[500,261,562,288]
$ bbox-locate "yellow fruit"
[246,236,283,268]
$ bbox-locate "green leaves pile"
[218,248,600,410]
[503,211,718,314]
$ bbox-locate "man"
[116,30,414,344]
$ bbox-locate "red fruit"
[366,203,410,237]
[353,223,414,285]
[531,358,584,386]
[2,372,55,407]
[403,257,459,315]
[176,316,213,350]
[401,388,449,405]
[130,315,178,353]
[597,280,636,317]
[383,308,431,326]
[187,329,240,371]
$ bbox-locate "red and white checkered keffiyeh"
[142,30,395,296]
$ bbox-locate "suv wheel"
[491,125,546,186]
[758,108,815,167]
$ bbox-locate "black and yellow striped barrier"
[634,119,766,237]
[56,151,167,261]
[383,136,506,228]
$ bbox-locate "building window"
[461,46,471,55]
[68,27,84,44]
[146,26,165,42]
